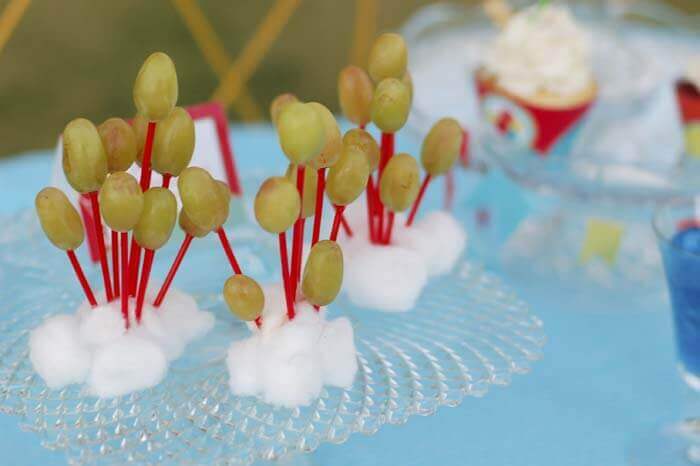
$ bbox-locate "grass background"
[0,0,697,158]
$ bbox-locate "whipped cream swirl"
[483,4,594,99]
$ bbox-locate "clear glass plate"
[0,207,545,465]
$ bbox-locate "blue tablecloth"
[0,124,683,465]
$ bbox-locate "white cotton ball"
[260,318,323,407]
[319,317,358,388]
[343,244,427,312]
[136,307,186,361]
[226,337,261,395]
[87,335,167,398]
[400,211,467,276]
[29,315,91,388]
[78,305,126,347]
[157,288,215,342]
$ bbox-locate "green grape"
[308,102,341,169]
[254,176,300,233]
[343,128,379,172]
[326,145,370,206]
[368,33,407,83]
[276,101,325,165]
[270,93,298,127]
[35,187,84,251]
[302,240,343,306]
[379,153,420,212]
[402,72,413,106]
[370,78,411,133]
[152,107,195,176]
[421,117,462,177]
[133,187,177,250]
[285,163,318,218]
[62,118,108,193]
[338,66,373,127]
[212,180,231,228]
[98,172,144,232]
[177,167,225,231]
[133,52,178,121]
[223,274,264,321]
[132,113,148,166]
[98,118,137,172]
[179,209,209,238]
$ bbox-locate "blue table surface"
[0,124,686,465]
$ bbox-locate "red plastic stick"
[330,205,346,241]
[111,230,120,296]
[384,211,395,245]
[140,121,156,191]
[154,234,194,307]
[120,232,129,328]
[292,218,305,299]
[278,232,295,320]
[340,215,353,237]
[290,166,305,294]
[217,227,242,274]
[377,132,394,244]
[406,174,432,227]
[128,241,142,296]
[311,167,325,246]
[135,249,155,323]
[366,176,377,241]
[66,250,97,307]
[162,173,172,189]
[88,191,113,301]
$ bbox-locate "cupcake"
[676,57,700,159]
[475,4,597,156]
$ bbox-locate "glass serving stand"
[0,193,545,464]
[402,0,700,309]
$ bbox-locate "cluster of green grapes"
[336,33,464,243]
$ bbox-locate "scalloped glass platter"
[0,176,545,465]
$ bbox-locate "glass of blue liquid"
[629,199,700,465]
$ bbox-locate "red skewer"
[128,241,142,296]
[135,248,155,323]
[217,227,242,274]
[340,215,353,237]
[330,205,346,241]
[311,167,325,246]
[290,166,306,296]
[366,176,377,242]
[140,121,156,191]
[120,232,130,328]
[111,230,120,296]
[162,173,172,189]
[278,232,295,320]
[87,191,113,301]
[66,250,97,307]
[406,174,432,227]
[377,132,394,244]
[384,211,395,244]
[153,234,194,307]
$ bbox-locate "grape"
[212,180,231,229]
[98,118,137,172]
[179,209,209,238]
[177,167,225,231]
[338,66,373,127]
[133,187,177,250]
[326,145,370,206]
[302,240,343,306]
[379,153,420,212]
[35,187,84,251]
[368,33,407,83]
[370,78,411,133]
[62,118,108,193]
[285,164,318,218]
[152,107,195,176]
[270,93,298,127]
[223,274,264,321]
[133,52,178,121]
[421,118,462,176]
[254,176,301,233]
[98,172,144,232]
[308,102,341,169]
[132,113,148,166]
[276,101,325,164]
[343,128,379,172]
